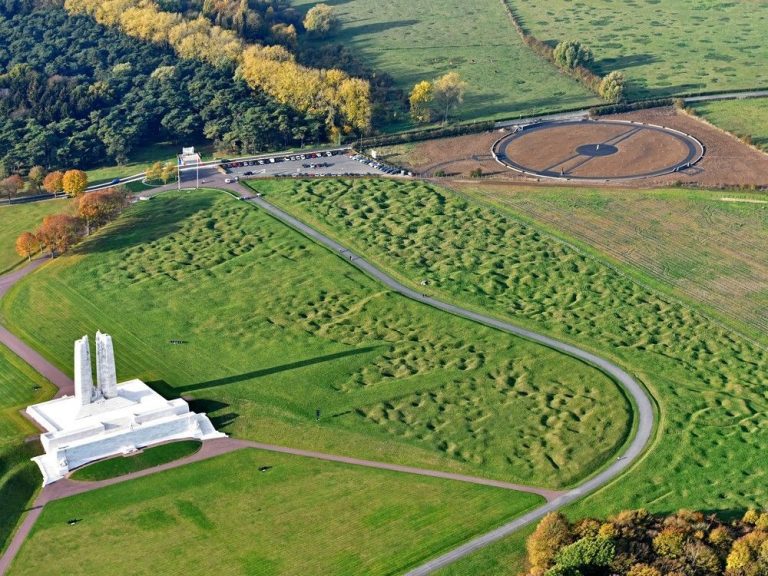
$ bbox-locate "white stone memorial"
[26,333,226,485]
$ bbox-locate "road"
[242,188,655,575]
[0,184,655,575]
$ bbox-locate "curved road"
[0,185,655,575]
[244,190,655,575]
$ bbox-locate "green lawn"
[0,199,72,274]
[293,0,599,122]
[510,0,768,99]
[691,98,768,151]
[0,189,629,489]
[0,344,56,553]
[456,183,768,343]
[9,448,543,575]
[70,441,201,481]
[257,178,768,518]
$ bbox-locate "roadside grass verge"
[255,177,768,517]
[69,440,202,482]
[690,99,768,152]
[9,448,543,576]
[0,189,628,489]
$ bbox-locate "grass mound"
[70,440,202,482]
[10,449,543,576]
[1,189,629,488]
[257,178,768,515]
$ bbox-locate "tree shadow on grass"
[148,345,383,398]
[342,19,420,39]
[74,193,215,256]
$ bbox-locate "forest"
[0,1,331,173]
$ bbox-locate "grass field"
[293,0,599,122]
[0,199,72,274]
[9,448,543,575]
[0,189,629,489]
[70,440,201,481]
[258,178,768,518]
[510,0,768,99]
[690,98,768,151]
[0,344,56,553]
[457,184,768,343]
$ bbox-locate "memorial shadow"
[178,346,382,393]
[75,193,215,256]
[148,346,382,397]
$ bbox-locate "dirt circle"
[493,119,704,181]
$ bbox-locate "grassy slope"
[0,189,628,489]
[9,449,543,576]
[457,184,768,343]
[0,199,72,274]
[259,178,768,515]
[691,99,768,151]
[511,0,768,99]
[293,0,598,122]
[70,440,201,481]
[0,345,56,553]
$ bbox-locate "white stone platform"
[26,332,225,485]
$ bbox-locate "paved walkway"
[0,249,565,574]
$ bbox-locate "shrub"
[553,40,594,70]
[469,168,483,178]
[598,71,626,103]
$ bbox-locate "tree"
[78,187,127,234]
[627,564,662,576]
[62,169,88,197]
[145,161,164,183]
[432,72,467,123]
[598,71,625,102]
[36,214,83,257]
[160,162,176,184]
[303,3,339,37]
[409,80,434,123]
[27,165,46,192]
[553,537,616,571]
[0,174,24,202]
[15,232,40,261]
[43,171,65,194]
[553,40,594,69]
[527,512,573,572]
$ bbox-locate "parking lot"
[220,149,407,178]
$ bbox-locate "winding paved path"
[0,187,656,575]
[243,190,655,575]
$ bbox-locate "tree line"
[524,508,768,576]
[16,186,127,261]
[0,3,325,174]
[62,0,372,138]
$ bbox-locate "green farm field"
[0,199,72,274]
[9,449,543,575]
[511,0,768,99]
[258,178,768,518]
[293,0,599,122]
[0,189,629,489]
[691,98,768,151]
[456,183,768,343]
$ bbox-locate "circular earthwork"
[493,119,704,181]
